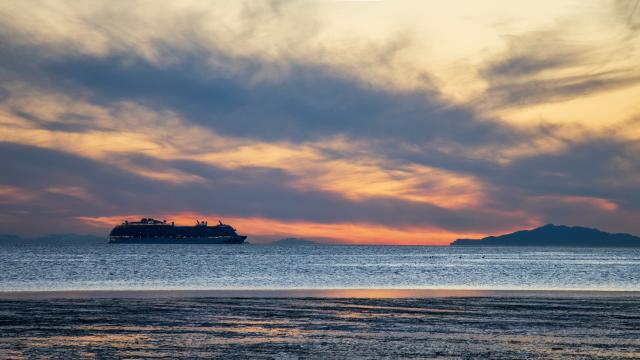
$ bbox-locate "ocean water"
[0,244,639,291]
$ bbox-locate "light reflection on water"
[0,244,639,291]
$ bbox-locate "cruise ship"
[108,218,247,244]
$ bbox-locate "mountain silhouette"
[451,224,640,247]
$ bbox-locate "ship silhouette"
[109,218,247,244]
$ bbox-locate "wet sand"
[0,292,639,359]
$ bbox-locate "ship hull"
[109,235,247,244]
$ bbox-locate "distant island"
[271,238,317,246]
[451,224,640,247]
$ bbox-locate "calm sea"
[0,244,639,291]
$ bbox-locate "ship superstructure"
[108,218,247,244]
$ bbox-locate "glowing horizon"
[77,213,496,245]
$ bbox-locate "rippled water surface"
[1,244,639,291]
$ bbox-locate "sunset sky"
[1,0,639,244]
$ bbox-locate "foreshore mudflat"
[1,294,639,359]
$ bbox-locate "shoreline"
[2,288,640,299]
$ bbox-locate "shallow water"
[2,297,639,359]
[0,244,639,291]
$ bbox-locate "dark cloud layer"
[496,138,640,209]
[0,13,520,146]
[41,53,519,147]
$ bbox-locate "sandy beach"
[1,291,639,359]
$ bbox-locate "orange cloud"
[0,185,33,203]
[0,86,491,210]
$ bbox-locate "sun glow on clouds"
[1,1,639,241]
[0,85,488,210]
